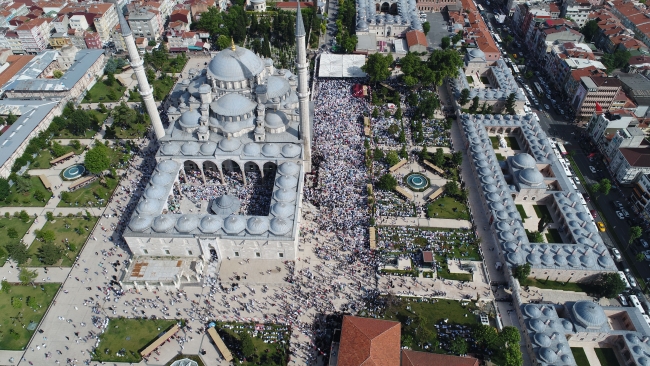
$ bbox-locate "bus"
[556,142,568,156]
[477,4,484,12]
[630,295,646,314]
[533,82,544,96]
[494,34,502,44]
[619,271,631,289]
[511,64,520,75]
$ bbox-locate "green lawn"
[571,347,590,366]
[380,226,480,259]
[85,80,126,103]
[215,322,290,365]
[545,228,563,243]
[506,136,521,150]
[495,153,505,161]
[57,177,118,208]
[533,204,553,222]
[33,144,84,169]
[516,204,528,222]
[466,76,473,84]
[93,318,177,363]
[595,348,621,366]
[0,176,52,207]
[489,136,499,149]
[379,297,479,352]
[27,216,98,267]
[113,119,150,139]
[427,196,470,220]
[0,283,60,350]
[0,217,33,265]
[521,277,591,293]
[152,77,175,101]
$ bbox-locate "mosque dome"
[223,215,246,234]
[157,159,179,173]
[519,168,544,186]
[176,215,199,233]
[468,48,485,60]
[262,143,281,157]
[219,138,242,152]
[524,304,542,318]
[270,217,292,235]
[277,175,298,189]
[181,142,200,156]
[152,215,175,233]
[274,188,297,202]
[243,142,261,156]
[282,144,301,158]
[212,93,257,117]
[179,109,201,128]
[137,198,162,215]
[502,241,518,252]
[201,142,217,155]
[129,215,153,232]
[199,84,211,93]
[541,254,555,266]
[199,215,222,233]
[266,76,291,99]
[598,255,614,268]
[278,161,300,176]
[528,318,546,332]
[271,202,294,217]
[572,301,607,328]
[534,333,552,347]
[538,348,557,364]
[246,216,269,235]
[145,185,167,200]
[208,45,265,82]
[210,195,241,216]
[512,153,537,170]
[151,172,174,186]
[161,142,181,155]
[265,110,287,127]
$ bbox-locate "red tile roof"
[401,350,480,366]
[422,251,433,263]
[337,316,401,366]
[405,30,428,47]
[620,148,650,167]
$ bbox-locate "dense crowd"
[377,226,478,254]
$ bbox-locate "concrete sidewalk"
[376,216,472,229]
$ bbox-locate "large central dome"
[208,45,265,82]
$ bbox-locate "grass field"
[595,348,621,366]
[216,322,290,365]
[93,318,177,363]
[380,297,478,352]
[57,177,118,208]
[506,136,521,150]
[521,277,590,293]
[0,283,60,350]
[533,204,553,222]
[427,196,470,220]
[0,176,52,207]
[0,217,33,265]
[489,136,499,149]
[33,145,85,169]
[516,204,528,222]
[27,216,98,267]
[571,347,590,366]
[545,228,563,243]
[85,81,126,103]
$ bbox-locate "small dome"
[524,304,542,318]
[145,185,167,200]
[567,254,580,267]
[534,333,552,347]
[282,144,301,158]
[538,347,557,364]
[486,192,501,202]
[262,143,280,157]
[219,138,242,152]
[503,241,518,252]
[519,168,544,186]
[357,19,369,31]
[179,109,201,128]
[640,357,649,366]
[210,195,241,216]
[176,215,199,233]
[276,175,298,189]
[598,255,614,268]
[562,319,573,331]
[278,161,300,176]
[554,254,567,266]
[152,215,175,233]
[507,251,523,264]
[181,142,200,155]
[580,254,595,267]
[490,202,505,211]
[157,159,179,173]
[246,216,269,235]
[265,111,286,127]
[161,142,181,155]
[572,301,607,328]
[273,188,296,202]
[199,215,222,233]
[243,142,261,156]
[627,333,641,344]
[151,172,174,186]
[576,212,591,221]
[208,45,265,82]
[167,105,178,114]
[199,84,211,93]
[212,93,257,116]
[269,217,292,235]
[527,253,541,265]
[266,76,291,99]
[484,184,498,193]
[541,254,555,266]
[468,48,485,60]
[634,346,644,354]
[271,202,294,217]
[201,142,217,155]
[512,153,537,169]
[137,198,162,215]
[499,231,515,241]
[528,318,546,332]
[129,215,152,232]
[223,215,246,234]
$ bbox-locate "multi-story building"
[67,29,87,50]
[59,3,118,43]
[16,18,51,54]
[628,55,650,74]
[84,31,102,49]
[49,32,71,49]
[560,0,591,27]
[51,14,69,33]
[608,0,650,49]
[414,0,459,11]
[112,24,126,52]
[5,30,23,54]
[610,147,650,184]
[573,76,623,118]
[585,110,638,153]
[127,9,162,41]
[448,0,500,61]
[532,24,583,59]
[631,173,650,222]
[618,73,650,107]
[169,9,191,27]
[166,29,200,52]
[69,14,89,31]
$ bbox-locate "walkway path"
[376,216,472,229]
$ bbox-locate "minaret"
[295,2,312,172]
[118,8,165,140]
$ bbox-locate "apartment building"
[532,24,583,59]
[49,32,71,49]
[608,0,650,49]
[51,14,69,33]
[166,29,200,51]
[127,9,162,41]
[67,28,87,50]
[111,24,126,52]
[84,31,101,49]
[631,174,650,222]
[561,0,591,27]
[59,3,118,43]
[449,0,501,61]
[573,76,623,118]
[69,14,89,31]
[16,18,51,54]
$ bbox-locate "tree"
[599,178,612,195]
[502,343,524,366]
[526,231,544,242]
[377,173,397,191]
[394,107,402,121]
[504,35,514,46]
[7,227,17,238]
[104,73,116,87]
[451,151,463,166]
[416,91,440,119]
[419,146,431,161]
[385,150,400,166]
[637,253,645,262]
[451,31,463,45]
[13,175,31,193]
[399,144,408,159]
[84,143,111,174]
[6,111,17,125]
[36,229,56,243]
[441,36,450,49]
[1,280,10,294]
[53,70,63,79]
[594,272,626,298]
[505,92,516,115]
[240,333,255,358]
[373,148,384,161]
[499,326,521,348]
[7,242,28,264]
[512,263,531,282]
[19,268,37,285]
[19,210,29,223]
[459,88,470,106]
[46,211,54,221]
[70,140,82,150]
[216,35,231,50]
[449,337,468,355]
[426,49,464,85]
[432,148,445,166]
[630,226,643,244]
[51,141,67,158]
[33,190,45,202]
[361,53,393,84]
[387,124,400,136]
[601,50,631,72]
[0,177,9,201]
[472,324,498,349]
[422,21,431,35]
[444,180,461,198]
[37,242,62,265]
[469,96,480,113]
[580,19,599,42]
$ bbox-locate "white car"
[616,211,625,220]
[622,209,630,218]
[619,294,629,306]
[628,275,638,288]
[589,166,597,173]
[612,248,622,261]
[573,177,581,185]
[644,250,650,261]
[544,104,550,110]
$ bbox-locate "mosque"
[117,5,312,288]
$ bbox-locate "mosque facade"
[118,6,312,287]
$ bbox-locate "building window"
[164,249,170,255]
[143,249,148,254]
[234,251,240,257]
[279,253,284,258]
[256,252,261,257]
[187,250,193,255]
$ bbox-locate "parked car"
[589,166,597,173]
[611,248,622,261]
[628,275,638,288]
[640,239,649,248]
[597,222,606,232]
[619,294,629,306]
[616,211,625,220]
[623,209,630,218]
[590,210,597,218]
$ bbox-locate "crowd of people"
[377,226,478,255]
[375,190,417,217]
